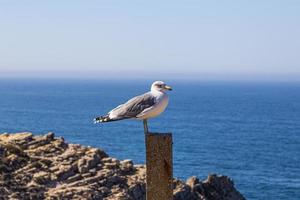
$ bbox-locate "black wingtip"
[94,115,110,123]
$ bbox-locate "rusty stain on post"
[145,133,173,200]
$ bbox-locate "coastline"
[0,132,245,200]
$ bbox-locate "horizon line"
[0,69,300,82]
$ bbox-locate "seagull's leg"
[143,119,148,134]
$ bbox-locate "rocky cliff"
[0,132,245,200]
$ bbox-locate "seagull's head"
[151,81,172,92]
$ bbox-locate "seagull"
[94,81,172,134]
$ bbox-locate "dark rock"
[120,159,134,173]
[129,183,145,199]
[33,171,51,184]
[186,176,200,188]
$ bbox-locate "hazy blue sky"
[0,1,299,80]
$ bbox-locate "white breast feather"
[137,93,169,119]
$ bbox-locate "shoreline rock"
[0,132,245,200]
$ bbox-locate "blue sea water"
[0,79,299,200]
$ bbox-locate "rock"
[186,176,200,188]
[129,183,145,199]
[55,164,76,181]
[0,132,33,142]
[197,174,246,200]
[120,159,134,172]
[173,179,193,200]
[0,132,246,200]
[33,171,51,184]
[77,158,89,173]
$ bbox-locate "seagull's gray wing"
[108,92,156,120]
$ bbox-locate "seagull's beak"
[164,85,172,91]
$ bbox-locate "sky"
[0,0,300,81]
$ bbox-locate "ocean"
[0,79,299,200]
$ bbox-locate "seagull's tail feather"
[94,115,118,123]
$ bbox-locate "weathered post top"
[145,133,173,200]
